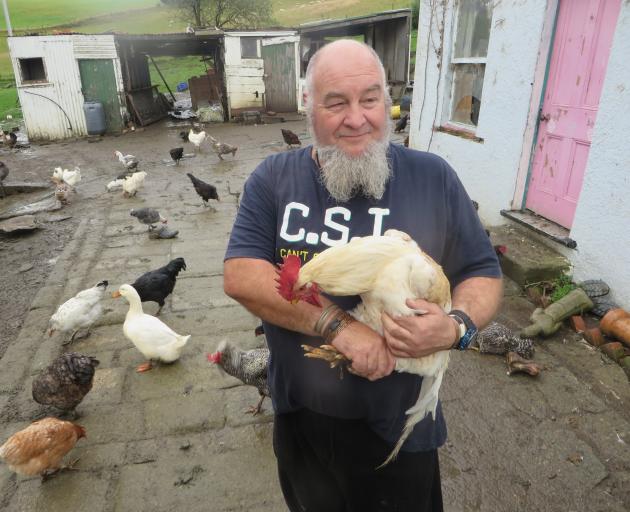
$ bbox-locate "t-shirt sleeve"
[224,161,277,263]
[439,161,502,288]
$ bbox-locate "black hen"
[32,353,99,417]
[281,128,301,149]
[207,340,270,415]
[179,131,189,142]
[170,147,184,165]
[395,113,409,133]
[131,257,187,315]
[187,173,220,207]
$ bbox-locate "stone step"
[488,223,570,286]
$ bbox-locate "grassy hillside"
[0,0,415,119]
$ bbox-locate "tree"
[411,0,419,30]
[161,0,274,29]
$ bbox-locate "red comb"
[276,255,302,301]
[207,352,221,364]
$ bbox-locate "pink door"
[526,0,621,228]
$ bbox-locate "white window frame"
[446,1,492,132]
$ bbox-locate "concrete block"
[29,285,64,311]
[76,402,144,444]
[142,391,225,436]
[158,306,258,336]
[80,367,127,408]
[171,275,236,311]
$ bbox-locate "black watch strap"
[448,309,478,350]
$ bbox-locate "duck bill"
[111,291,121,298]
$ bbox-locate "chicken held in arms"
[0,417,85,481]
[48,280,109,344]
[277,229,451,466]
[131,257,187,315]
[187,173,220,208]
[207,340,270,415]
[32,353,99,418]
[113,284,191,372]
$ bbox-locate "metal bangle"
[314,304,341,336]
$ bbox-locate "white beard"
[314,130,392,202]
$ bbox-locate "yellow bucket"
[390,105,401,119]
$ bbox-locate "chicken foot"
[136,361,154,373]
[302,344,349,368]
[506,351,543,376]
[41,458,81,482]
[246,394,266,416]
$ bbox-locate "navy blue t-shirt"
[225,143,501,452]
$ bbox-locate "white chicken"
[277,229,451,466]
[188,129,206,152]
[51,167,81,188]
[106,178,125,192]
[48,280,109,344]
[121,171,147,197]
[114,151,139,171]
[112,284,191,372]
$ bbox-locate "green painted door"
[78,59,123,133]
[262,43,297,112]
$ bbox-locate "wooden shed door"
[525,0,621,228]
[262,42,297,112]
[78,59,123,133]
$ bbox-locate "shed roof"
[115,33,223,56]
[298,8,411,35]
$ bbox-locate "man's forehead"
[322,84,382,100]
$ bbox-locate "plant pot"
[600,308,630,349]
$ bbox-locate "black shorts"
[273,408,443,512]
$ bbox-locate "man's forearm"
[451,276,503,329]
[224,258,323,336]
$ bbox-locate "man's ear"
[302,91,308,108]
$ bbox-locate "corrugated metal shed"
[8,35,125,140]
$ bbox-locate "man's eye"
[326,102,345,111]
[362,97,378,106]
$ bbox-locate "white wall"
[569,5,630,307]
[409,0,549,225]
[8,35,123,140]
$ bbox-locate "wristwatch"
[448,309,478,350]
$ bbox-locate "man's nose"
[343,103,367,129]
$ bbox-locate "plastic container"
[83,101,106,135]
[390,104,400,119]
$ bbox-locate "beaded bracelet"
[324,311,355,343]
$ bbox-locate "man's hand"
[331,321,395,381]
[382,298,457,358]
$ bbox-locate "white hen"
[122,171,147,197]
[48,280,109,344]
[114,151,139,170]
[113,284,191,372]
[51,167,81,188]
[278,229,451,466]
[188,129,206,151]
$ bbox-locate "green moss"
[550,273,576,303]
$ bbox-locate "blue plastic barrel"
[83,101,106,135]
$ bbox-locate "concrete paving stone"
[123,253,172,270]
[171,275,237,311]
[29,284,65,311]
[224,387,273,427]
[71,441,126,470]
[5,469,112,512]
[157,305,258,336]
[29,336,63,376]
[114,430,282,512]
[80,367,126,408]
[68,323,126,353]
[125,355,219,401]
[0,393,11,418]
[99,241,173,260]
[142,390,226,436]
[76,402,145,444]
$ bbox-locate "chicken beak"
[112,291,121,298]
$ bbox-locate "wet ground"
[0,119,629,512]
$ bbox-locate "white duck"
[51,167,81,188]
[113,284,191,373]
[48,280,108,344]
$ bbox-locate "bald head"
[304,40,390,109]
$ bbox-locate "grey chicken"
[207,340,270,415]
[169,147,184,165]
[208,136,237,160]
[474,322,535,359]
[115,150,139,171]
[187,173,219,207]
[130,208,167,231]
[32,353,99,418]
[281,128,301,149]
[131,257,186,315]
[0,161,8,198]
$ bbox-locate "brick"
[583,327,606,347]
[569,315,586,333]
[601,342,625,362]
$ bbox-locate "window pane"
[454,0,493,58]
[19,58,46,82]
[450,64,484,126]
[241,38,258,59]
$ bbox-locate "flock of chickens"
[0,124,305,482]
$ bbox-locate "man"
[224,40,502,511]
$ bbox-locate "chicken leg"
[41,458,81,482]
[246,394,266,416]
[301,344,349,369]
[136,361,154,373]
